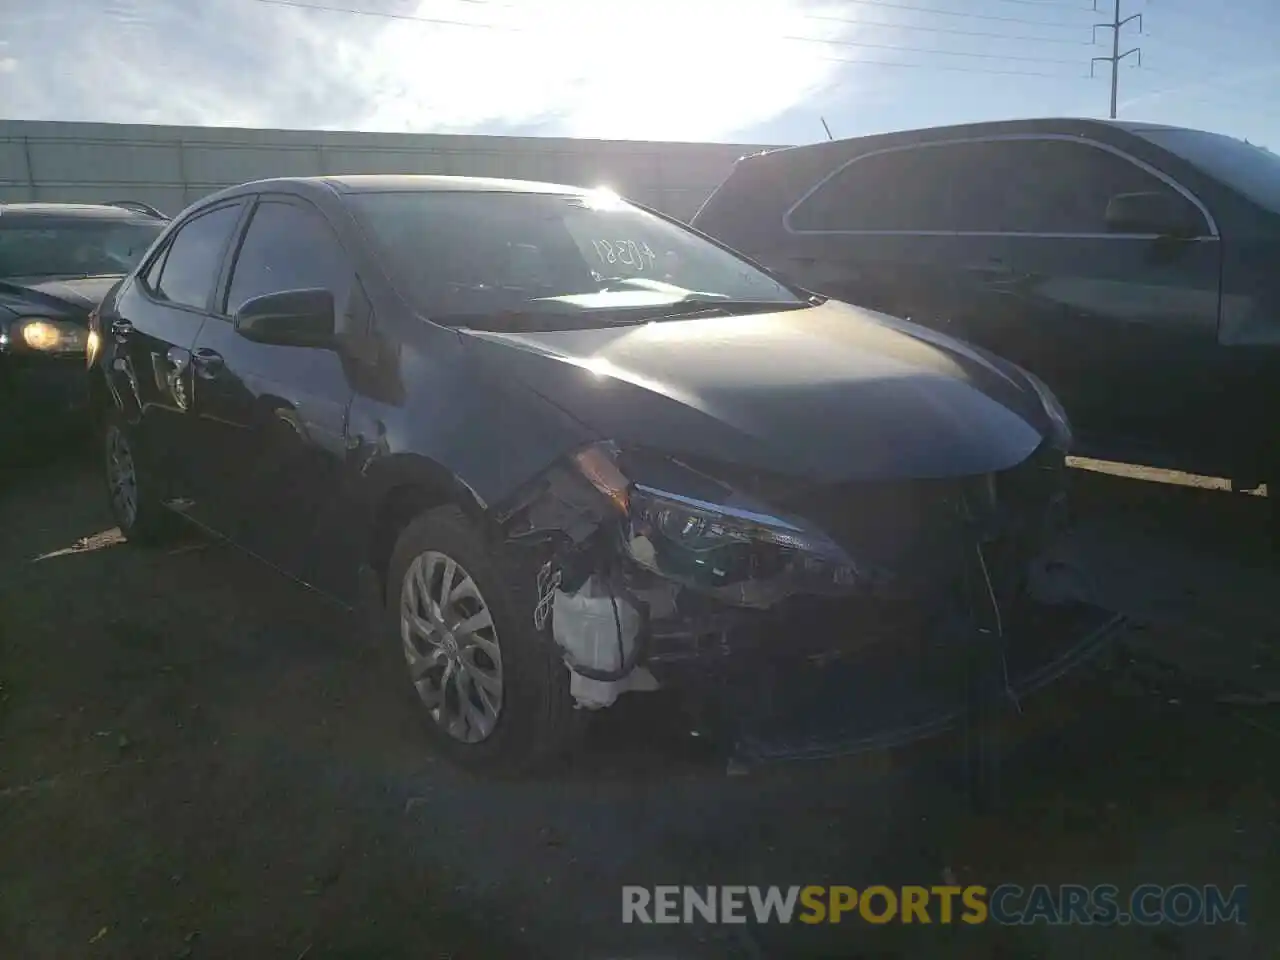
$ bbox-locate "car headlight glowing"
[14,317,88,354]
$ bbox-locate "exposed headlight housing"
[572,443,888,607]
[11,317,89,355]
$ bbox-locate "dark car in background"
[691,119,1280,513]
[87,174,1115,774]
[1,201,167,453]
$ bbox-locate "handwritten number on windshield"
[592,239,657,271]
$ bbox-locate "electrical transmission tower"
[1091,0,1143,119]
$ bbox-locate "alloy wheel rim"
[400,550,504,743]
[105,425,139,527]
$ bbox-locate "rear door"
[185,195,359,587]
[106,201,245,497]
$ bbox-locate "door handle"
[110,318,133,342]
[191,347,224,378]
[165,346,192,374]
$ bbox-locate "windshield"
[349,190,803,327]
[1132,127,1280,213]
[0,217,164,278]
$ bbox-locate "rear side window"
[789,137,1206,236]
[787,146,957,232]
[152,204,242,310]
[223,200,352,316]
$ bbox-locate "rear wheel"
[102,410,177,545]
[385,505,582,775]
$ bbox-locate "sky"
[1,0,1278,147]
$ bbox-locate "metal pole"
[1091,1,1142,119]
[1109,0,1121,119]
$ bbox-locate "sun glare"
[352,0,854,140]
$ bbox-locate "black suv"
[88,175,1112,774]
[1,201,167,451]
[692,119,1280,508]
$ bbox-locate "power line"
[815,53,1085,78]
[812,0,1091,29]
[250,0,1095,78]
[803,15,1094,45]
[260,0,1097,32]
[254,0,512,29]
[785,33,1085,65]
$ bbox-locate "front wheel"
[385,505,583,775]
[102,410,178,545]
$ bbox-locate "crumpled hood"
[0,275,120,320]
[460,299,1051,483]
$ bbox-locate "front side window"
[349,190,803,329]
[958,138,1204,235]
[224,200,352,316]
[152,204,243,310]
[0,217,164,279]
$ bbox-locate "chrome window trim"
[781,132,1220,240]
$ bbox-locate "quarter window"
[140,242,170,292]
[224,200,352,317]
[152,204,242,310]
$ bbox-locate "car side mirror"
[233,288,336,348]
[1104,191,1200,239]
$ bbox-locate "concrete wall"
[0,120,778,222]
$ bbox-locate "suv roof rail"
[101,200,168,219]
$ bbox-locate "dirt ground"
[1,450,1277,959]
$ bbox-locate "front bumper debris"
[502,439,1111,759]
[702,598,1125,764]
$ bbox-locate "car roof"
[746,117,1208,162]
[214,174,595,200]
[0,201,162,221]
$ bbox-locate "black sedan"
[87,175,1115,774]
[1,202,166,452]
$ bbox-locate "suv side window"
[788,145,957,232]
[790,137,1207,237]
[950,138,1207,235]
[152,204,242,310]
[223,200,352,317]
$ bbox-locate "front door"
[939,136,1223,468]
[186,195,358,587]
[105,201,246,500]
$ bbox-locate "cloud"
[0,0,858,140]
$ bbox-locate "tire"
[101,409,178,545]
[385,505,583,776]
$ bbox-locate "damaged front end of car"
[497,438,1124,764]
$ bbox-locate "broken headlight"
[572,443,883,607]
